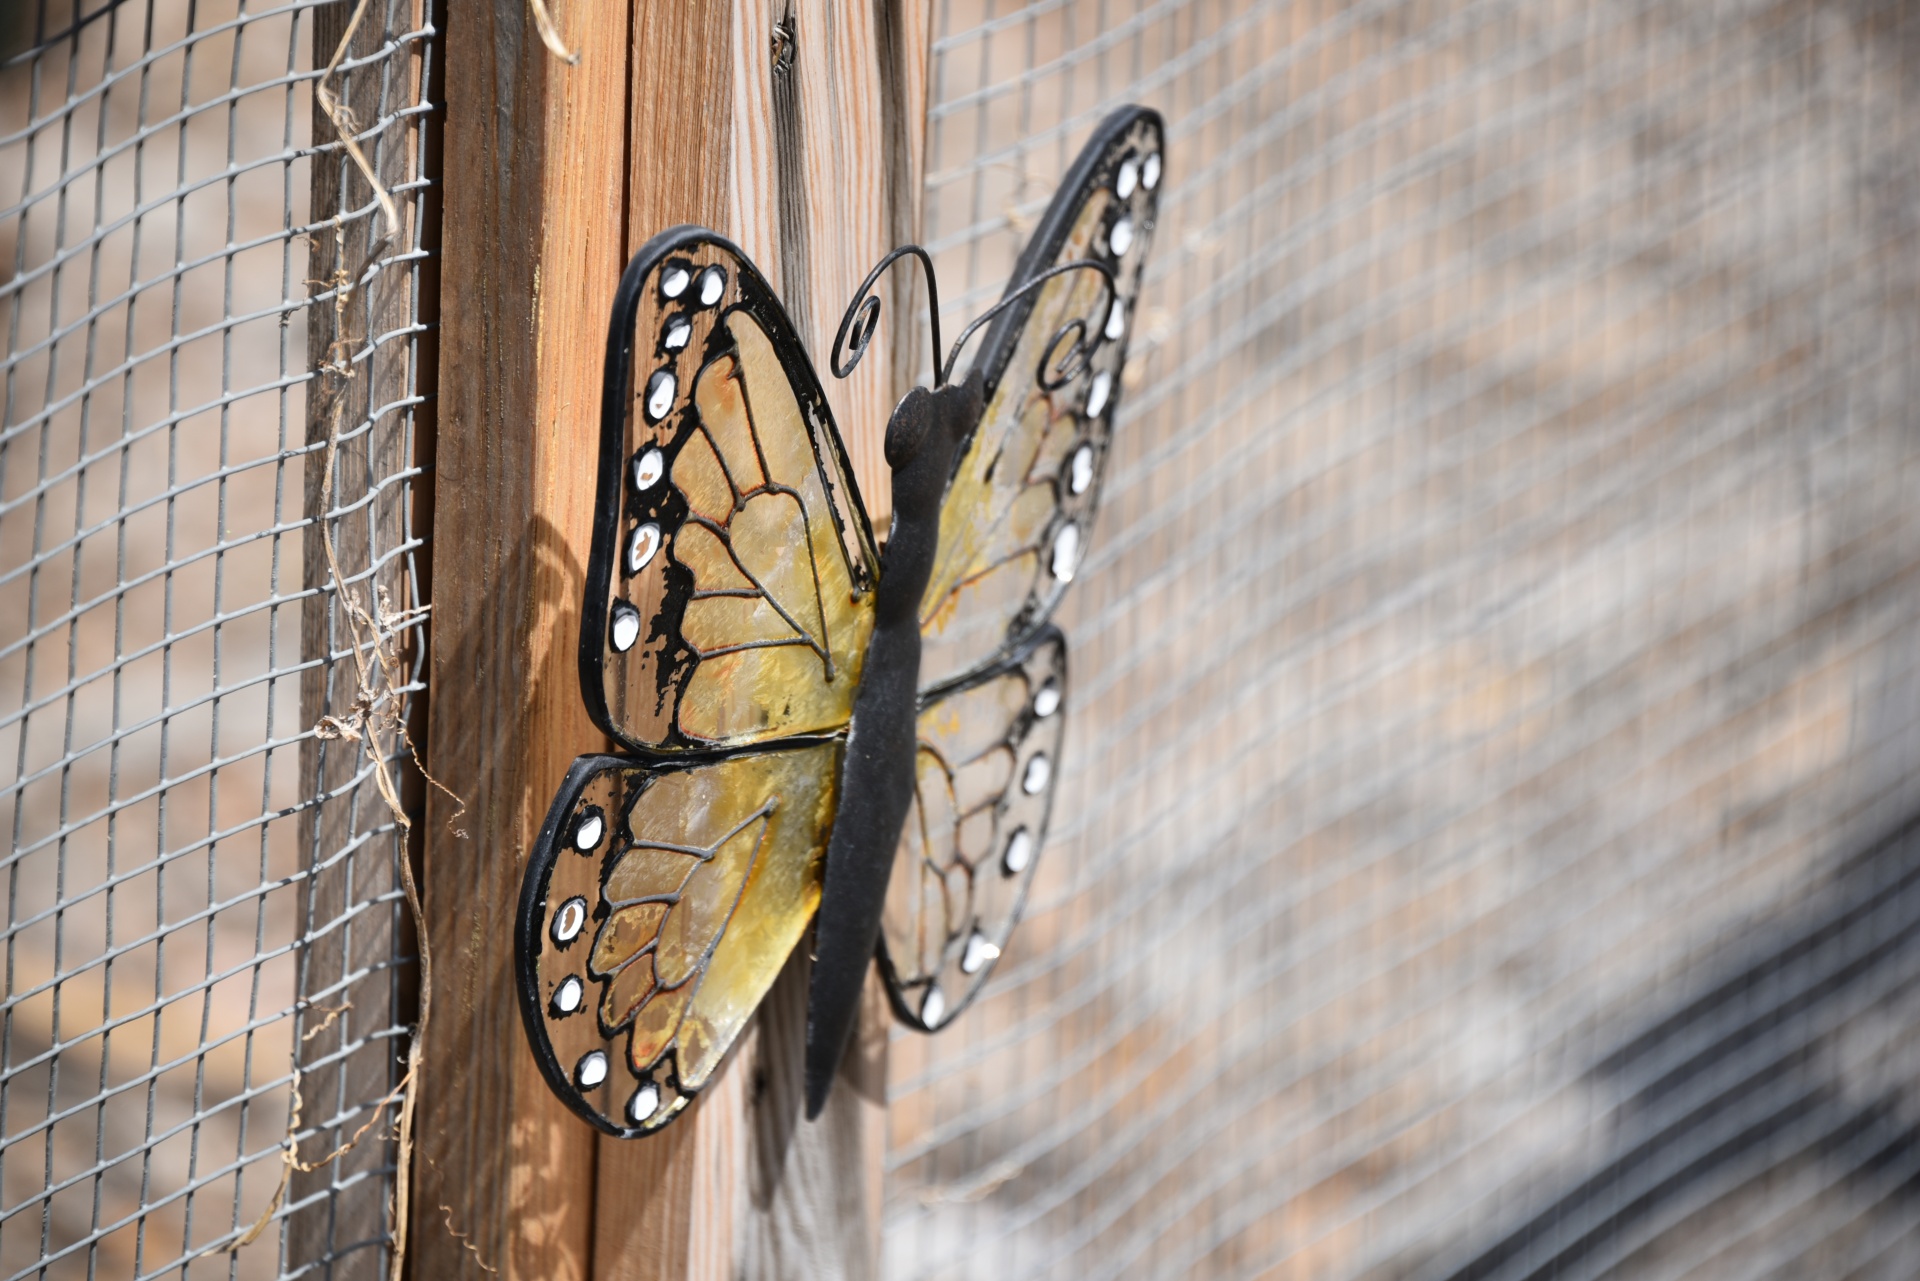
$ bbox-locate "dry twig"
[217,8,465,1275]
[314,0,398,251]
[528,0,580,64]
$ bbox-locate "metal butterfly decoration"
[515,106,1163,1136]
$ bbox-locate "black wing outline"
[917,105,1165,693]
[579,225,881,752]
[968,106,1165,410]
[878,626,1068,1031]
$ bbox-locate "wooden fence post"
[420,1,930,1276]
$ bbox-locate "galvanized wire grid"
[0,1,435,1278]
[893,1,1920,1278]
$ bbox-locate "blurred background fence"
[893,1,1920,1278]
[7,0,1920,1279]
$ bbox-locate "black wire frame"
[576,224,883,754]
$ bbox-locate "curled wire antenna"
[832,246,943,382]
[832,248,1117,393]
[939,259,1117,390]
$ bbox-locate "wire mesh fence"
[890,1,1920,1278]
[0,1,436,1277]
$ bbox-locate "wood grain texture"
[625,0,733,239]
[784,0,894,526]
[720,3,940,1275]
[599,4,910,1276]
[877,0,935,412]
[416,0,631,1276]
[591,4,744,1275]
[735,960,891,1279]
[727,0,781,272]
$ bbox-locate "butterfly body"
[806,375,981,1114]
[516,106,1164,1136]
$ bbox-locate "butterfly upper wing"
[584,227,879,752]
[879,628,1067,1029]
[517,741,840,1136]
[877,108,1163,1029]
[917,107,1164,691]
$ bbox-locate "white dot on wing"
[627,523,661,574]
[1087,370,1112,418]
[632,446,665,491]
[1003,828,1033,874]
[645,369,677,421]
[610,604,641,652]
[1050,524,1080,582]
[1069,443,1094,496]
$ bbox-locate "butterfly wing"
[917,107,1164,690]
[584,227,880,751]
[879,108,1163,1030]
[517,741,840,1136]
[879,627,1067,1029]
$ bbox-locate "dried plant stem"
[312,238,442,1281]
[315,0,400,249]
[429,1158,502,1275]
[218,7,468,1271]
[528,0,580,64]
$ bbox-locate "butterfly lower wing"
[585,227,879,752]
[918,108,1165,690]
[879,628,1067,1029]
[517,742,840,1136]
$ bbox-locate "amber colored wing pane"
[879,628,1067,1030]
[583,228,879,751]
[516,741,839,1137]
[918,109,1164,691]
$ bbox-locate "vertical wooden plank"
[732,962,891,1279]
[878,0,937,414]
[419,1,935,1275]
[625,0,734,235]
[729,0,782,271]
[595,2,924,1275]
[722,3,940,1277]
[415,0,631,1276]
[783,0,895,526]
[603,2,937,1276]
[588,3,741,1275]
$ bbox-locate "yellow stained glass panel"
[580,743,839,1088]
